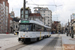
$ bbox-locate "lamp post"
[66,19,69,36]
[71,15,74,38]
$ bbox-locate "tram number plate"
[21,37,25,38]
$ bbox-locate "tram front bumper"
[18,38,37,42]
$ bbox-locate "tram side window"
[19,24,33,31]
[47,28,50,32]
[33,24,44,32]
[33,24,42,31]
[44,27,46,32]
[33,24,35,31]
[44,28,50,32]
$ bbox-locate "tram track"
[5,43,27,50]
[5,34,59,50]
[42,34,60,50]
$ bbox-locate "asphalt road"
[0,34,17,39]
[5,44,27,50]
[1,34,62,50]
[42,34,62,50]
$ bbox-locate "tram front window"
[19,24,32,31]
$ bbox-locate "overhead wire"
[28,0,62,21]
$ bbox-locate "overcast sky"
[8,0,75,25]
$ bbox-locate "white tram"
[18,20,51,43]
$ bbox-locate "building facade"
[0,0,9,33]
[20,7,31,20]
[9,10,15,33]
[12,17,20,32]
[10,10,15,18]
[20,7,43,22]
[34,7,52,27]
[29,13,43,22]
[52,21,61,33]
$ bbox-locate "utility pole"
[23,0,26,19]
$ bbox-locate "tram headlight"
[23,34,25,36]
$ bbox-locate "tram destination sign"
[21,20,29,23]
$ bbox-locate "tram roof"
[19,20,51,29]
[30,20,51,29]
[30,20,45,26]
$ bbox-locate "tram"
[18,20,51,43]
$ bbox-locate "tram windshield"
[19,24,32,31]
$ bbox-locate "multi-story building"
[52,21,61,33]
[56,22,61,32]
[0,0,9,33]
[29,13,43,22]
[8,10,15,33]
[20,7,43,22]
[34,7,52,27]
[69,13,75,33]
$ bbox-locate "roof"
[12,18,20,22]
[30,20,51,29]
[19,20,51,29]
[29,13,42,17]
[54,21,60,23]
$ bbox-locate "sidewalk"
[0,33,14,35]
[61,34,75,50]
[0,37,19,50]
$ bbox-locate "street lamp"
[66,20,69,36]
[71,15,74,38]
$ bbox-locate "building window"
[11,15,14,18]
[25,15,28,18]
[42,14,45,16]
[43,11,45,13]
[22,15,23,18]
[13,25,15,28]
[25,10,28,14]
[22,10,23,14]
[3,2,5,5]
